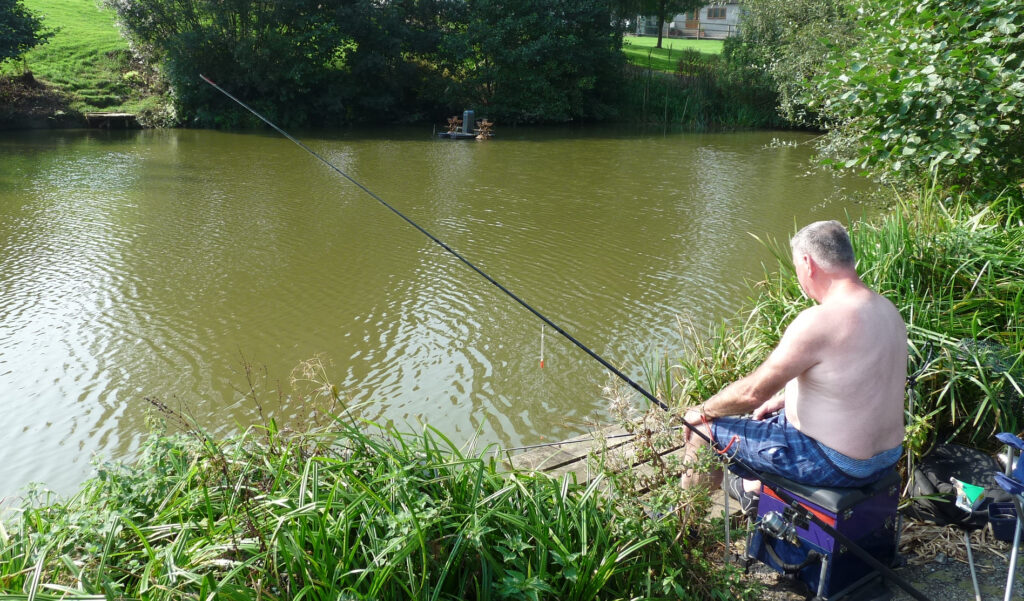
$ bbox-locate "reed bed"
[620,51,781,130]
[0,406,752,600]
[663,184,1023,463]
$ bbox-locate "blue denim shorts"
[710,412,897,488]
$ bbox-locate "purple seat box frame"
[746,469,901,599]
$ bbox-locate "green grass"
[622,34,723,72]
[1,0,139,112]
[0,393,754,600]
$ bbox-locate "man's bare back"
[782,281,907,459]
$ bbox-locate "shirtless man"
[682,220,907,491]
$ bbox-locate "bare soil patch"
[0,72,86,129]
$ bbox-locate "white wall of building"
[636,3,742,39]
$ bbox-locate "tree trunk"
[655,0,667,48]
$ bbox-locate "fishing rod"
[198,74,668,413]
[198,75,929,601]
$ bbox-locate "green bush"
[461,0,625,124]
[805,0,1024,200]
[0,0,53,64]
[104,0,628,127]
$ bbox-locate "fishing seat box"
[746,469,901,600]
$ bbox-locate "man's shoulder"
[780,305,834,350]
[791,303,831,330]
[788,300,863,341]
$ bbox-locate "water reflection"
[0,126,878,499]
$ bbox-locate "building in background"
[635,3,742,40]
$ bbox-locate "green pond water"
[0,126,881,499]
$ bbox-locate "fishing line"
[199,74,927,601]
[198,74,669,411]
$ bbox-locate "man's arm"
[690,307,825,421]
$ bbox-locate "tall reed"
[0,403,753,600]
[619,51,781,130]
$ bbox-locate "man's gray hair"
[790,220,855,271]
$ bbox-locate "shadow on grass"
[0,72,85,129]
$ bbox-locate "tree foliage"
[106,0,347,127]
[0,0,53,64]
[722,0,857,124]
[804,0,1024,197]
[464,0,624,123]
[105,0,626,126]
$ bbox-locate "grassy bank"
[1,0,170,124]
[0,400,753,600]
[622,35,723,72]
[3,0,129,111]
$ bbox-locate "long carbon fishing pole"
[199,74,928,601]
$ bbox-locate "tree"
[634,0,702,49]
[463,0,624,123]
[105,0,629,126]
[0,0,53,65]
[804,0,1024,197]
[722,0,857,124]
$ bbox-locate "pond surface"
[0,126,879,499]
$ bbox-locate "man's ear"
[803,254,818,277]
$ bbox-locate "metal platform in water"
[436,131,479,140]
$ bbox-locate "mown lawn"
[2,0,137,112]
[622,34,724,72]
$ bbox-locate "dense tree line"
[105,0,625,127]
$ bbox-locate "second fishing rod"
[199,74,928,601]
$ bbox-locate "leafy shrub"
[0,0,53,65]
[805,0,1024,199]
[104,0,628,127]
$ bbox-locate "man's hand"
[752,396,785,420]
[682,406,705,442]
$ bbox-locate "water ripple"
[0,127,878,499]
